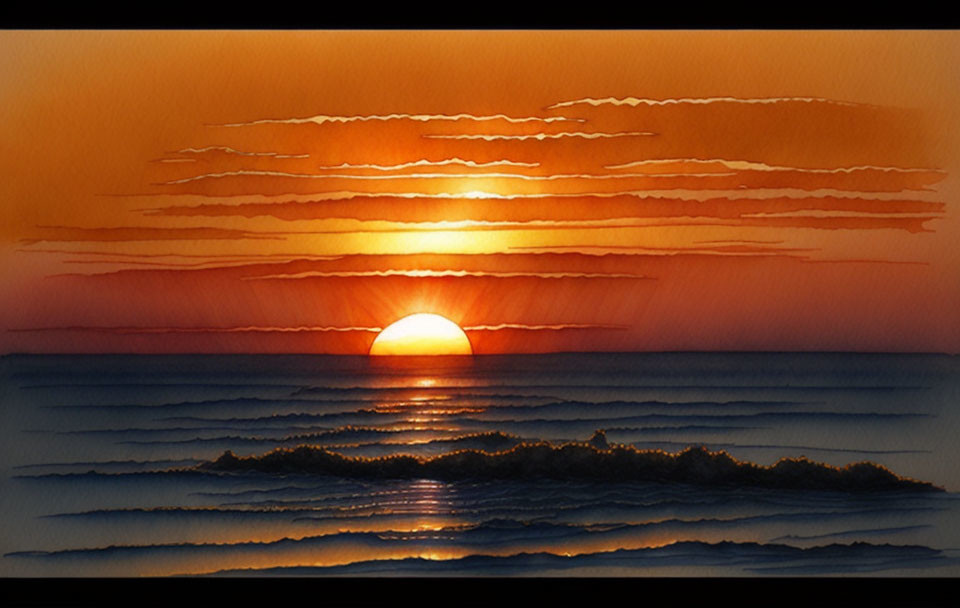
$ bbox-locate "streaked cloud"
[315,158,540,170]
[160,169,735,185]
[20,226,284,244]
[174,146,309,159]
[244,269,651,280]
[146,194,945,227]
[547,96,866,109]
[741,210,942,219]
[14,323,625,334]
[463,323,625,331]
[422,131,656,141]
[10,325,383,334]
[217,113,584,126]
[17,249,344,261]
[604,158,944,175]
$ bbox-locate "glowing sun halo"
[369,313,473,356]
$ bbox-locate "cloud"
[146,195,944,231]
[462,323,624,331]
[244,269,650,280]
[422,131,656,141]
[547,96,867,109]
[11,325,383,334]
[314,158,540,170]
[216,113,584,126]
[161,169,739,185]
[156,166,944,194]
[174,146,309,159]
[12,322,628,336]
[604,157,945,175]
[20,226,283,244]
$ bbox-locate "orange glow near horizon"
[369,313,474,356]
[2,31,959,354]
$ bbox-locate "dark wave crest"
[202,540,951,577]
[198,434,942,492]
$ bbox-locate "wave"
[12,469,208,481]
[220,409,924,432]
[472,399,814,413]
[9,516,938,561]
[3,519,623,561]
[201,540,949,577]
[109,424,760,448]
[199,438,942,492]
[626,439,932,456]
[47,425,299,437]
[290,385,567,400]
[150,400,823,427]
[41,397,327,411]
[379,431,520,451]
[157,410,384,426]
[201,476,948,513]
[770,524,933,543]
[44,392,556,411]
[116,435,286,447]
[37,486,946,530]
[469,408,925,425]
[13,458,202,472]
[22,382,307,390]
[40,506,326,520]
[291,383,929,396]
[108,427,513,449]
[283,426,432,444]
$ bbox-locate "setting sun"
[369,313,473,356]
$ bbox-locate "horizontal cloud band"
[12,324,623,334]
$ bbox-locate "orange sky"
[2,30,959,354]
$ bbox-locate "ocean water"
[2,352,959,577]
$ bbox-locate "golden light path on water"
[152,368,691,576]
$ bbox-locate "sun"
[369,313,473,356]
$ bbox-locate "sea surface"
[2,352,959,577]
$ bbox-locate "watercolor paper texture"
[1,31,959,578]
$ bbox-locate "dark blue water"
[2,353,959,576]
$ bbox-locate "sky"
[2,30,959,354]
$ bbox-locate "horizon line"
[2,350,958,357]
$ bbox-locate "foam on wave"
[199,432,941,492]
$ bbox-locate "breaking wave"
[199,433,941,493]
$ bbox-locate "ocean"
[2,352,959,577]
